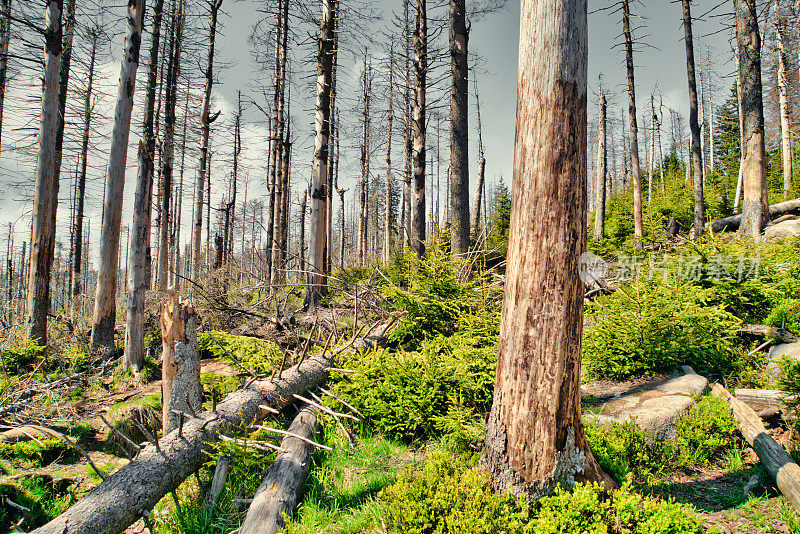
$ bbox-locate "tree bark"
[30,353,334,534]
[622,0,643,247]
[90,0,146,355]
[734,44,745,212]
[306,0,335,308]
[239,403,318,534]
[471,78,486,237]
[193,0,223,287]
[26,0,63,345]
[449,0,469,255]
[411,0,427,257]
[270,0,289,287]
[480,0,612,498]
[0,0,11,150]
[594,87,606,240]
[682,0,705,236]
[775,0,792,200]
[736,0,769,239]
[357,56,371,265]
[160,294,201,435]
[125,0,165,372]
[384,43,394,264]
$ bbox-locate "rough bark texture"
[775,0,792,200]
[306,0,335,309]
[594,90,606,240]
[357,57,371,265]
[160,295,201,435]
[239,404,318,534]
[31,353,333,534]
[193,0,223,286]
[90,0,145,355]
[622,0,643,246]
[125,0,165,371]
[480,0,610,498]
[411,0,427,257]
[385,44,394,264]
[27,0,63,345]
[402,0,412,248]
[734,45,745,212]
[712,384,800,511]
[0,0,11,149]
[471,78,486,237]
[682,0,705,236]
[270,0,289,286]
[736,0,769,239]
[449,0,469,256]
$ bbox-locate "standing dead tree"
[410,0,427,257]
[0,0,12,149]
[622,0,643,247]
[774,0,792,200]
[594,82,606,240]
[470,77,486,237]
[90,0,146,355]
[357,54,371,265]
[449,0,469,256]
[682,0,705,236]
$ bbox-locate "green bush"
[2,339,45,374]
[197,331,282,375]
[766,298,800,336]
[381,452,705,534]
[201,372,242,408]
[673,396,738,467]
[584,421,663,485]
[0,438,74,469]
[0,475,76,532]
[584,278,741,379]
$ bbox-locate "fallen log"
[711,383,800,511]
[708,198,800,234]
[239,403,318,534]
[739,324,800,344]
[734,388,795,415]
[31,353,333,534]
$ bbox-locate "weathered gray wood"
[739,323,800,344]
[160,295,201,435]
[622,0,643,246]
[709,199,800,234]
[712,384,800,511]
[31,353,333,534]
[448,0,469,256]
[682,0,705,236]
[734,388,795,414]
[240,403,318,534]
[411,0,427,257]
[205,456,230,511]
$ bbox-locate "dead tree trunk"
[71,30,97,318]
[775,0,792,200]
[160,294,201,435]
[90,0,146,355]
[707,46,715,173]
[384,43,394,264]
[470,78,486,237]
[27,0,63,345]
[594,86,606,240]
[480,0,612,497]
[357,56,371,265]
[622,0,643,247]
[306,0,335,309]
[648,94,655,203]
[401,0,412,248]
[449,0,469,255]
[682,0,705,236]
[192,0,223,287]
[411,0,427,257]
[125,0,165,372]
[734,43,744,212]
[239,403,318,534]
[270,0,289,287]
[736,0,769,239]
[0,0,11,149]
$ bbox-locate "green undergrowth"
[380,450,707,534]
[197,330,282,375]
[0,475,76,532]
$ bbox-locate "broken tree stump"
[205,456,230,512]
[160,294,202,435]
[240,403,318,534]
[711,383,800,511]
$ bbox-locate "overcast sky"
[0,0,739,265]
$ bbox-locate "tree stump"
[160,294,202,435]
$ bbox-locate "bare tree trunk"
[775,0,792,200]
[401,0,412,248]
[192,0,223,287]
[90,0,146,355]
[470,78,486,237]
[622,0,643,247]
[125,0,165,372]
[385,43,394,264]
[71,31,97,318]
[270,0,289,287]
[707,46,715,173]
[648,94,655,203]
[160,295,201,434]
[594,87,606,240]
[159,1,184,290]
[0,0,12,150]
[27,0,63,345]
[449,0,468,255]
[325,3,338,275]
[299,189,307,272]
[481,0,612,497]
[682,0,705,237]
[306,0,335,309]
[737,0,769,239]
[734,45,744,212]
[357,56,371,265]
[411,0,427,256]
[698,53,706,182]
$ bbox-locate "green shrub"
[583,278,740,379]
[0,475,76,531]
[197,331,281,375]
[62,344,90,374]
[0,438,74,469]
[2,339,45,374]
[381,451,531,534]
[673,396,738,467]
[201,372,242,408]
[584,421,663,485]
[766,298,800,336]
